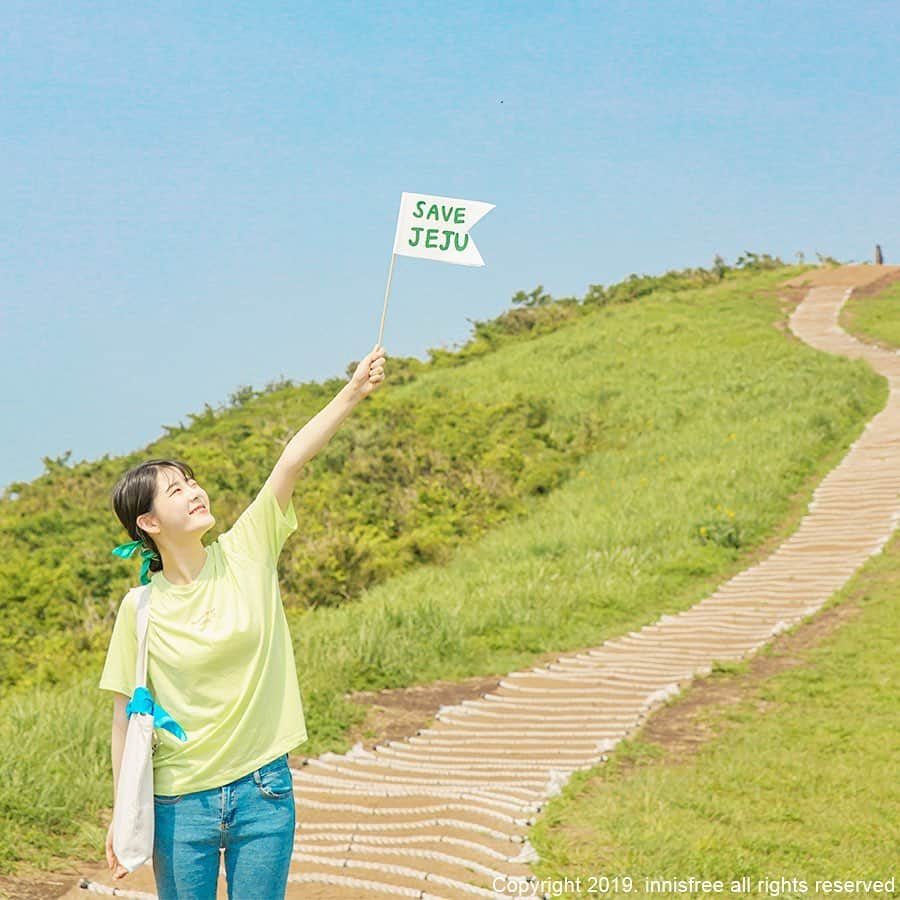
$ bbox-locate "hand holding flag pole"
[376,192,495,349]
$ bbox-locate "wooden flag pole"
[376,252,396,349]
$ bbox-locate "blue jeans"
[152,752,295,900]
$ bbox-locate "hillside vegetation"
[0,252,822,697]
[528,271,900,895]
[530,529,900,896]
[0,255,891,877]
[840,277,900,348]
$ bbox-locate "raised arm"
[265,344,387,515]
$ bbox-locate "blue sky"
[2,1,897,492]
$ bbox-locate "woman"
[99,344,387,899]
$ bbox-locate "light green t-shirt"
[98,478,308,795]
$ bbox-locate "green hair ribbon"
[112,539,159,585]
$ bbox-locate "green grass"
[527,529,900,899]
[526,276,900,899]
[0,263,890,877]
[280,265,884,753]
[841,280,900,348]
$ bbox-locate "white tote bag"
[111,583,188,873]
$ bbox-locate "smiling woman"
[101,456,305,894]
[98,343,388,898]
[110,458,208,583]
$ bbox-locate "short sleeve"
[98,589,137,697]
[218,479,298,567]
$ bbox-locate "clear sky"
[2,1,897,493]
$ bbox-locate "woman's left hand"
[348,344,387,400]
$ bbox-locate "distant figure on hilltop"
[875,244,884,265]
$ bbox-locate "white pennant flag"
[391,192,495,267]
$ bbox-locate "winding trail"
[71,265,900,900]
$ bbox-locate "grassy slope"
[529,540,899,898]
[279,265,884,749]
[0,264,889,876]
[841,279,900,348]
[528,279,900,898]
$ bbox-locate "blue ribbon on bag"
[126,686,188,742]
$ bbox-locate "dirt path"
[11,264,900,900]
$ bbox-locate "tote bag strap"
[133,583,152,690]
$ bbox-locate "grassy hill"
[527,272,900,896]
[0,255,890,877]
[840,276,900,349]
[529,533,899,896]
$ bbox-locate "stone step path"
[73,266,900,899]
